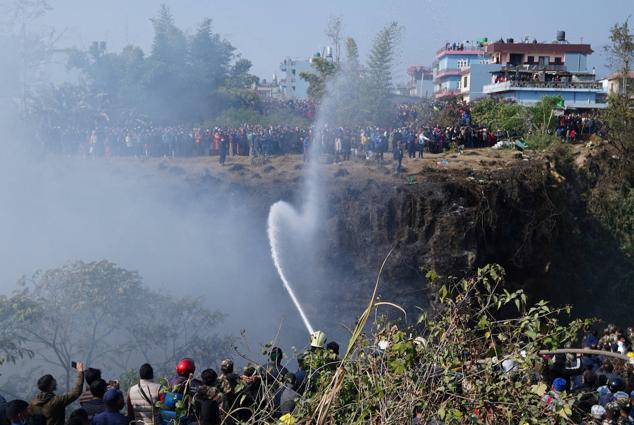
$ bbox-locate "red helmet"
[176,358,196,376]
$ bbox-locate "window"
[457,59,469,69]
[457,80,461,89]
[527,56,535,64]
[292,69,296,75]
[463,76,468,89]
[553,57,562,65]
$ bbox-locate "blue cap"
[103,389,122,403]
[553,377,567,392]
[630,390,634,399]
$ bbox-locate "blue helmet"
[553,377,567,392]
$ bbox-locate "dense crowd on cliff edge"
[38,100,603,167]
[2,326,634,425]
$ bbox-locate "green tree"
[529,96,562,136]
[66,42,149,125]
[605,19,634,97]
[186,18,236,119]
[603,19,634,159]
[250,265,590,424]
[225,58,259,90]
[0,291,39,365]
[344,37,359,67]
[0,0,60,113]
[299,56,338,102]
[145,4,189,123]
[11,260,230,390]
[363,22,402,126]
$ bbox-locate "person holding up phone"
[28,362,86,425]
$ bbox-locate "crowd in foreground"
[3,326,634,424]
[0,330,338,425]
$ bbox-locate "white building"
[279,57,313,100]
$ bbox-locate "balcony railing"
[499,64,567,72]
[484,80,604,93]
[433,68,463,81]
[434,89,462,98]
[436,44,486,56]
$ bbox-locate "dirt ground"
[128,147,535,189]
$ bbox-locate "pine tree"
[363,22,401,126]
[344,37,359,71]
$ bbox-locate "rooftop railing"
[498,64,567,72]
[436,44,486,55]
[484,80,604,92]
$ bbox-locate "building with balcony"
[254,77,283,99]
[279,57,314,100]
[407,65,434,98]
[480,35,606,108]
[432,41,489,98]
[460,63,501,102]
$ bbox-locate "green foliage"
[277,264,588,424]
[299,57,338,102]
[471,96,562,141]
[529,96,563,136]
[605,19,634,98]
[0,292,39,365]
[601,186,634,256]
[34,4,257,128]
[471,97,528,133]
[586,21,634,259]
[344,37,359,66]
[300,22,401,127]
[362,22,402,127]
[8,260,230,390]
[526,133,561,150]
[602,94,634,159]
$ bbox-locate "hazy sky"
[42,0,631,81]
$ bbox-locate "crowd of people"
[555,112,604,143]
[2,326,634,424]
[0,331,338,425]
[36,99,604,174]
[42,123,522,166]
[534,325,634,424]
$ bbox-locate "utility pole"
[624,58,629,98]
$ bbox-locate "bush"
[277,265,590,424]
[526,133,561,150]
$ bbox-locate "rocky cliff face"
[172,147,630,331]
[308,150,632,326]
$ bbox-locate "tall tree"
[363,22,402,126]
[146,4,188,123]
[344,37,359,68]
[605,19,634,97]
[0,0,60,113]
[188,18,234,89]
[186,18,235,119]
[10,260,230,391]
